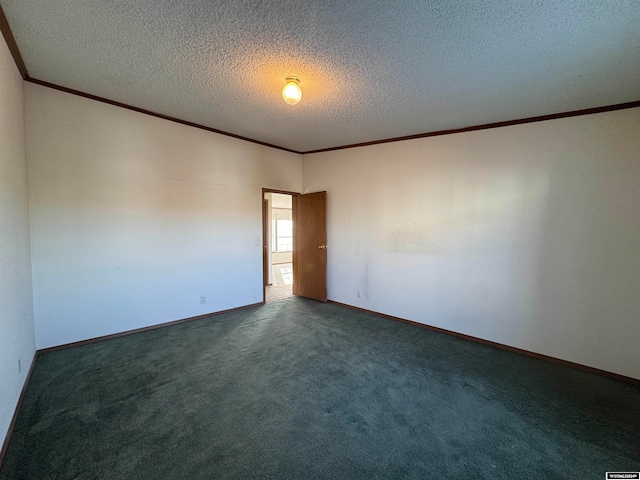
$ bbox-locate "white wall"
[271,193,292,209]
[26,84,301,349]
[303,108,640,379]
[0,38,35,444]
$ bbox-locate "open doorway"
[264,190,295,302]
[262,188,328,304]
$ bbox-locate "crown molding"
[302,100,640,154]
[26,78,301,154]
[0,2,28,79]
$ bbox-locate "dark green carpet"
[1,298,638,479]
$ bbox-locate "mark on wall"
[383,227,443,255]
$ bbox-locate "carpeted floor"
[265,263,293,302]
[1,297,638,479]
[266,262,293,303]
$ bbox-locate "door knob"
[318,245,326,249]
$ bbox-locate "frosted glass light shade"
[282,77,302,105]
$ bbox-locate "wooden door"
[293,191,327,302]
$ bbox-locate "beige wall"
[26,83,301,349]
[303,107,640,378]
[0,38,35,443]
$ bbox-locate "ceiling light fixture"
[282,76,302,105]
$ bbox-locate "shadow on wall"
[532,144,640,373]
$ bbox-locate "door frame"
[262,188,300,303]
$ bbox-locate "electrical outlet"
[357,290,362,298]
[18,358,21,373]
[200,296,206,304]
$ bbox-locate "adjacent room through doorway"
[264,192,294,302]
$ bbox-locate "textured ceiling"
[2,0,640,152]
